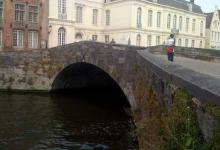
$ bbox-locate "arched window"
[137,7,142,28]
[199,40,203,48]
[75,32,83,42]
[136,34,141,46]
[148,10,153,27]
[192,19,196,32]
[173,15,177,29]
[157,12,161,28]
[185,39,188,47]
[147,35,152,46]
[179,16,182,30]
[200,21,204,36]
[178,39,182,46]
[167,14,171,29]
[58,27,65,46]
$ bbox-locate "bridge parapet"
[139,46,220,106]
[149,45,220,62]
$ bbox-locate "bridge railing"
[137,46,220,106]
[148,45,220,62]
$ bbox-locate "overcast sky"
[195,0,219,12]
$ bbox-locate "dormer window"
[188,3,193,12]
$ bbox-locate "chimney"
[190,0,194,4]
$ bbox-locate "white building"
[48,0,206,48]
[205,7,220,50]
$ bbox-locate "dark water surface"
[0,90,136,150]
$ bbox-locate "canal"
[0,88,137,150]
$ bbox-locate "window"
[75,32,83,41]
[186,18,189,32]
[173,15,177,29]
[0,1,3,22]
[105,35,109,43]
[58,28,65,46]
[218,32,220,42]
[136,34,141,46]
[28,6,38,23]
[106,10,110,26]
[185,39,188,47]
[28,31,38,49]
[156,36,160,45]
[147,35,152,46]
[192,19,196,32]
[191,40,195,47]
[92,35,97,41]
[15,4,25,22]
[13,30,24,48]
[148,10,153,27]
[199,41,202,48]
[137,8,142,28]
[76,6,83,23]
[200,21,203,36]
[0,30,2,47]
[214,21,218,28]
[157,12,161,28]
[178,39,182,46]
[92,9,98,25]
[212,31,214,40]
[179,16,182,31]
[167,14,171,29]
[58,0,66,14]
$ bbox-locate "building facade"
[0,0,48,51]
[48,0,206,48]
[205,7,220,50]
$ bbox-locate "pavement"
[155,55,220,79]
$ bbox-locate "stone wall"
[0,41,220,105]
[0,41,219,147]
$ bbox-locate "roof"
[109,0,204,14]
[205,12,213,28]
[205,10,220,28]
[146,0,203,14]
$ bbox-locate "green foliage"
[133,66,220,150]
[203,104,220,149]
[161,89,206,150]
[111,67,120,82]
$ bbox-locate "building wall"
[206,8,220,50]
[0,0,48,51]
[48,0,104,47]
[48,0,206,48]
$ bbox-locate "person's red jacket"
[167,46,174,53]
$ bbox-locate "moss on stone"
[133,66,218,150]
[203,103,220,149]
[111,67,121,82]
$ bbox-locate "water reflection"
[0,89,137,150]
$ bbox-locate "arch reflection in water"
[0,91,137,150]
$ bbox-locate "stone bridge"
[0,41,220,144]
[0,41,219,107]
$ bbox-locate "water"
[0,89,137,150]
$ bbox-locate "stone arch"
[51,62,131,107]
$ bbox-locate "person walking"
[166,34,175,62]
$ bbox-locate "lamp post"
[48,24,52,48]
[48,24,52,34]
